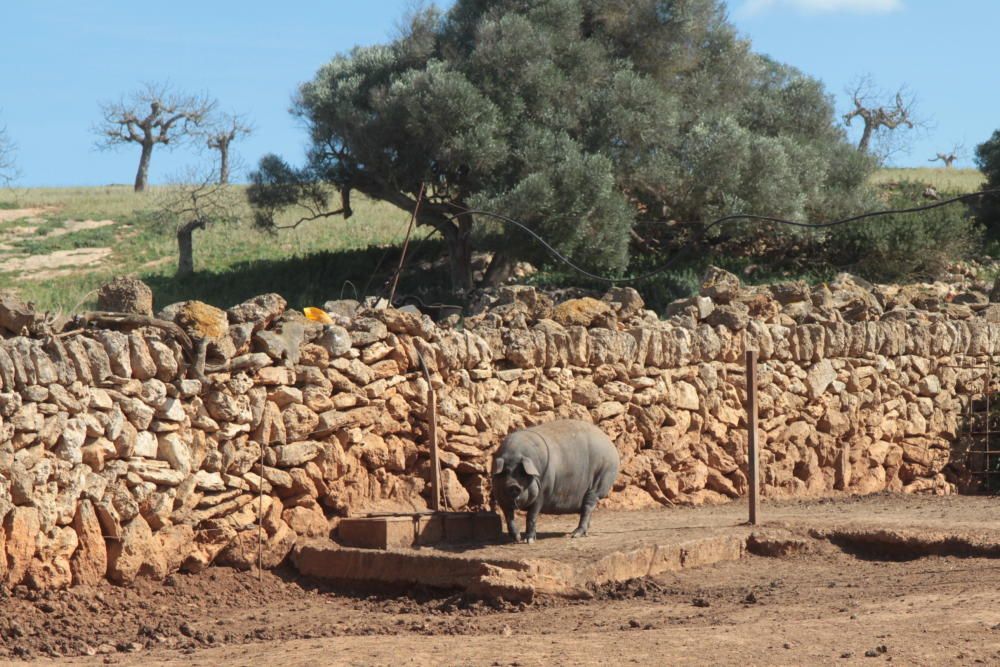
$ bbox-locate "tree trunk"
[218,143,230,185]
[481,250,514,287]
[446,212,475,295]
[177,219,207,276]
[134,141,154,192]
[857,123,874,154]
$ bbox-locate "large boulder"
[96,276,153,316]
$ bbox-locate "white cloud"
[738,0,903,17]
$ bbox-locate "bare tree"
[155,164,242,276]
[95,83,216,192]
[0,119,18,186]
[929,144,963,168]
[843,76,918,160]
[204,113,253,185]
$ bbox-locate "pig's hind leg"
[571,469,615,538]
[570,488,598,538]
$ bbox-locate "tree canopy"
[249,0,874,294]
[975,129,1000,240]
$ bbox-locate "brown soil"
[12,494,1000,666]
[0,207,56,224]
[0,247,113,273]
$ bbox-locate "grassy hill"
[0,185,416,312]
[870,167,985,193]
[0,167,988,313]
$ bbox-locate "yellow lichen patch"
[176,300,229,339]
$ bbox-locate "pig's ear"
[521,458,540,477]
[492,457,505,475]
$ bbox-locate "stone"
[217,497,296,570]
[147,340,180,381]
[4,506,40,586]
[806,359,836,400]
[55,417,88,464]
[165,300,229,340]
[97,277,153,316]
[441,468,470,510]
[918,375,941,396]
[157,397,186,422]
[700,266,740,304]
[25,526,78,590]
[194,470,226,492]
[254,323,305,364]
[134,430,158,458]
[70,499,107,586]
[602,287,645,320]
[282,404,320,441]
[107,515,168,584]
[273,441,322,467]
[227,293,287,327]
[96,330,132,379]
[156,524,195,574]
[705,303,750,331]
[316,325,352,358]
[571,380,602,407]
[157,433,192,474]
[181,522,237,573]
[258,366,296,386]
[127,334,158,381]
[282,506,329,538]
[0,291,37,334]
[349,317,389,347]
[204,391,250,423]
[552,298,613,328]
[671,381,699,411]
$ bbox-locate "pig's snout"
[504,479,522,495]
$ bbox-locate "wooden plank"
[746,349,760,525]
[428,387,442,512]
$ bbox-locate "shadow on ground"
[143,242,455,311]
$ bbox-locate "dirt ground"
[6,494,1000,667]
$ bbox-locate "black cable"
[446,187,1000,285]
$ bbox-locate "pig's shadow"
[433,531,570,553]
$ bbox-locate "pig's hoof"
[570,529,587,538]
[525,535,536,544]
[510,534,523,544]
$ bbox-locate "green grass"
[0,185,419,312]
[871,167,985,193]
[0,167,989,315]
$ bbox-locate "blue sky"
[0,0,994,187]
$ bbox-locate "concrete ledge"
[291,531,749,601]
[336,512,502,550]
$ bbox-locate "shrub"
[826,181,978,281]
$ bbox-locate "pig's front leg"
[524,501,542,544]
[500,504,522,543]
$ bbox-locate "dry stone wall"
[0,268,997,589]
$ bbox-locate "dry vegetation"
[0,167,987,313]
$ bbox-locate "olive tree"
[843,75,919,162]
[975,130,1000,240]
[95,83,216,192]
[155,164,242,276]
[204,113,253,185]
[250,0,873,294]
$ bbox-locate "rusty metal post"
[746,349,760,525]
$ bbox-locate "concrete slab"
[293,495,1000,601]
[336,512,502,550]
